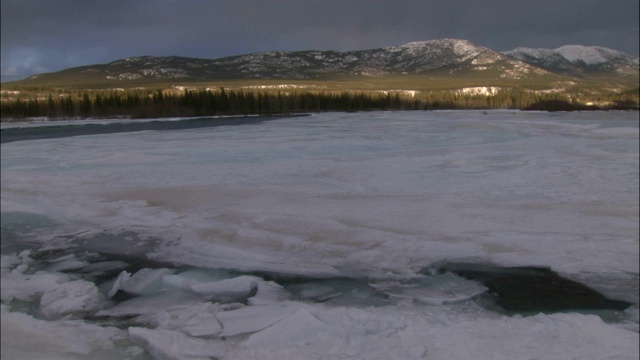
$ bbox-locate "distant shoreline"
[0,113,309,144]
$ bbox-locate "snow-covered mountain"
[220,39,469,77]
[15,39,638,86]
[202,38,538,79]
[23,39,548,83]
[503,45,639,76]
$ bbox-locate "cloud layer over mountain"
[2,0,638,82]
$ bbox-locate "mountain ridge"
[503,44,639,76]
[5,39,638,91]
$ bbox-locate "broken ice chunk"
[1,271,71,302]
[284,278,388,306]
[1,254,22,270]
[11,264,29,274]
[248,280,291,306]
[372,273,488,305]
[162,268,238,291]
[78,260,130,277]
[1,250,33,270]
[162,274,196,290]
[182,312,223,338]
[297,284,342,302]
[105,270,131,298]
[1,306,136,359]
[190,275,259,303]
[128,327,224,360]
[120,268,173,296]
[96,290,202,317]
[216,302,309,337]
[18,250,34,264]
[45,259,89,272]
[136,303,223,338]
[44,254,90,272]
[40,280,105,319]
[244,309,327,349]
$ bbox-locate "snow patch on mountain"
[503,45,639,73]
[555,45,608,65]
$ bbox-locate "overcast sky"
[1,0,638,82]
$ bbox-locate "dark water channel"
[0,114,308,144]
[435,263,633,316]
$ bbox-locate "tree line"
[0,87,627,120]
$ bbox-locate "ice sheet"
[2,111,637,277]
[1,110,639,359]
[222,304,639,360]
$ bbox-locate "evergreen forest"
[1,87,637,120]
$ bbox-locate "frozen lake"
[1,110,639,359]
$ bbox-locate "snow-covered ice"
[128,326,224,360]
[189,275,259,302]
[95,290,203,318]
[39,279,105,319]
[372,272,489,305]
[44,254,89,272]
[133,302,222,335]
[119,268,173,296]
[247,279,290,305]
[216,302,311,337]
[243,308,327,349]
[1,110,638,359]
[1,305,141,360]
[1,270,71,303]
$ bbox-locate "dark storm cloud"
[2,0,638,82]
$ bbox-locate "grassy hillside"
[2,57,637,120]
[0,66,615,91]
